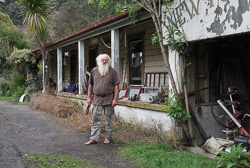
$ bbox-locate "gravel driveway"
[0,100,136,168]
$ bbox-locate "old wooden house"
[34,0,250,144]
[34,10,182,142]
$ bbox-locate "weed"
[9,72,25,91]
[0,77,10,96]
[216,143,250,168]
[13,87,26,100]
[0,96,13,101]
[23,152,100,168]
[119,141,216,168]
[163,90,190,122]
[6,90,11,97]
[18,102,30,105]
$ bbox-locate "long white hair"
[96,54,111,76]
[96,54,111,66]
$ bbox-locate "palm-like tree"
[16,0,55,94]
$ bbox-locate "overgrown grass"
[0,96,14,101]
[119,141,216,168]
[18,102,30,105]
[23,153,102,168]
[0,95,25,102]
[9,72,25,91]
[28,93,216,168]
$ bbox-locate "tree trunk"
[150,13,178,98]
[146,3,196,145]
[150,13,193,144]
[43,57,50,94]
[176,119,192,146]
[35,35,50,94]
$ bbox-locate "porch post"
[111,29,119,74]
[57,48,63,92]
[78,40,85,95]
[42,59,45,93]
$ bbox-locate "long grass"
[119,141,216,168]
[29,93,216,168]
[9,72,25,91]
[23,153,101,168]
[0,96,14,101]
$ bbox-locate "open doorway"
[88,47,98,72]
[129,40,143,85]
[70,51,77,83]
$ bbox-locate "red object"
[124,87,142,98]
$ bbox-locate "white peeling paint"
[168,50,182,94]
[163,0,250,43]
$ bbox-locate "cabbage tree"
[16,0,55,94]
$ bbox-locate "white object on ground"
[19,94,27,102]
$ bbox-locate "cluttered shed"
[165,0,250,145]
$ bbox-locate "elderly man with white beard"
[85,54,120,145]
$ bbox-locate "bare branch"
[143,0,154,13]
[152,0,162,34]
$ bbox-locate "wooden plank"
[145,55,163,61]
[144,44,161,51]
[144,49,162,56]
[145,66,168,73]
[145,60,166,66]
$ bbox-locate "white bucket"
[202,136,222,155]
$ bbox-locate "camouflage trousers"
[90,105,114,141]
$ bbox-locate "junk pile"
[202,135,250,156]
[119,85,168,103]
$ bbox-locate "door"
[129,40,143,85]
[89,48,98,72]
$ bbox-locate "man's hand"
[87,97,92,105]
[87,84,93,106]
[112,85,119,107]
[112,99,117,107]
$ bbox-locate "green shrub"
[216,143,250,168]
[9,72,25,92]
[25,70,40,95]
[6,90,11,97]
[162,90,190,121]
[0,78,10,96]
[0,69,13,80]
[14,87,26,100]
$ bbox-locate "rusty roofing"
[31,11,129,53]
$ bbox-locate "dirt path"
[0,100,136,168]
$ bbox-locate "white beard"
[98,63,109,76]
